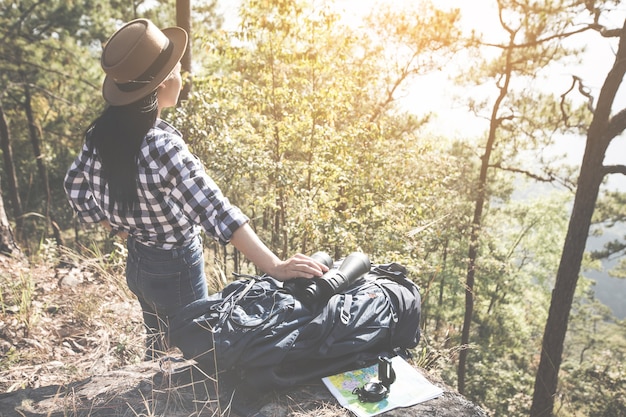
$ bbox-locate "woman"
[64,19,327,359]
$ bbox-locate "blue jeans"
[126,235,207,360]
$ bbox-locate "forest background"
[0,0,625,416]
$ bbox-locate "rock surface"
[0,359,489,417]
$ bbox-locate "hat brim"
[102,26,187,106]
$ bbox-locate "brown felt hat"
[101,18,187,106]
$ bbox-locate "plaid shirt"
[64,119,249,249]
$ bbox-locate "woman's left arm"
[64,145,107,225]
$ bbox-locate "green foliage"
[449,192,570,414]
[562,360,626,417]
[590,191,626,278]
[0,0,145,251]
[176,0,464,262]
[445,0,620,410]
[0,1,624,416]
[559,294,626,417]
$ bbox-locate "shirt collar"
[155,118,182,137]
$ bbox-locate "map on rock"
[322,356,444,417]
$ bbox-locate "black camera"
[284,252,371,305]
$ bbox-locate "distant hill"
[587,268,626,319]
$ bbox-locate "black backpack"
[167,260,421,393]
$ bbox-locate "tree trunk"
[176,0,192,101]
[529,118,605,417]
[530,18,626,417]
[23,82,50,207]
[457,40,513,395]
[23,82,63,246]
[0,100,24,237]
[0,176,21,257]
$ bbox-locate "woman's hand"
[100,219,128,239]
[270,253,329,281]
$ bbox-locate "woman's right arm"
[229,223,328,281]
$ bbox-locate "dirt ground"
[0,248,145,393]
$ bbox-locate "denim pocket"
[183,242,203,269]
[126,236,207,316]
[140,269,183,314]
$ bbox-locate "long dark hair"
[86,92,158,213]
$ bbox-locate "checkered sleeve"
[160,138,249,245]
[63,144,107,224]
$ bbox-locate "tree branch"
[481,26,593,49]
[488,163,576,191]
[601,164,626,176]
[600,27,624,38]
[560,75,595,126]
[605,107,626,141]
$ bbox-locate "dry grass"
[1,243,140,384]
[0,240,218,415]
